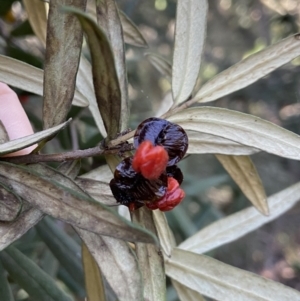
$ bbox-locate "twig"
[1,143,134,164]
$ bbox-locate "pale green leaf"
[0,259,14,301]
[169,107,300,161]
[0,55,88,107]
[0,120,9,144]
[0,119,70,156]
[43,0,86,129]
[76,56,107,136]
[23,0,48,46]
[154,92,173,117]
[82,243,106,301]
[172,280,206,301]
[195,33,300,104]
[179,181,300,254]
[132,208,166,301]
[0,246,73,301]
[79,164,112,182]
[166,248,300,301]
[119,10,148,48]
[0,182,22,222]
[0,162,157,244]
[172,0,208,105]
[215,155,268,215]
[187,130,259,155]
[96,0,128,131]
[78,229,143,301]
[145,53,172,81]
[75,177,115,206]
[0,208,43,251]
[65,7,121,139]
[153,210,175,258]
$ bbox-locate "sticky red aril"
[146,177,185,211]
[132,140,169,180]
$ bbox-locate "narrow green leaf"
[172,280,206,301]
[64,7,121,139]
[96,0,128,131]
[119,10,148,48]
[0,55,88,107]
[75,177,115,206]
[76,56,107,136]
[0,246,73,301]
[169,107,300,161]
[57,160,81,179]
[195,33,300,104]
[35,217,84,285]
[132,208,166,301]
[215,155,268,215]
[82,243,106,301]
[0,208,43,251]
[43,0,86,129]
[153,210,175,258]
[23,0,47,46]
[166,248,300,301]
[145,53,172,81]
[79,164,112,182]
[172,0,208,105]
[0,119,70,156]
[0,182,22,222]
[78,229,143,301]
[0,120,9,144]
[179,181,300,254]
[187,130,259,155]
[0,259,14,301]
[0,162,157,244]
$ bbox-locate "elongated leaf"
[0,120,9,144]
[132,208,166,301]
[79,164,112,182]
[96,0,128,131]
[195,33,300,104]
[0,260,14,301]
[179,181,300,254]
[75,177,115,206]
[0,182,22,222]
[172,0,207,105]
[215,155,268,215]
[43,0,86,129]
[153,210,175,257]
[0,162,157,244]
[0,119,70,156]
[169,107,300,161]
[155,92,173,117]
[119,10,148,48]
[65,7,121,139]
[35,218,84,285]
[76,56,107,136]
[57,160,81,179]
[78,229,143,301]
[82,243,106,301]
[0,246,73,301]
[23,0,47,46]
[166,248,300,301]
[0,55,88,107]
[0,208,43,251]
[145,53,172,81]
[172,280,206,301]
[187,130,259,155]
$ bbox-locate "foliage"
[0,0,300,300]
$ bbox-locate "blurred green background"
[1,0,300,300]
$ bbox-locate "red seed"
[132,140,169,180]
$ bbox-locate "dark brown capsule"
[134,117,188,166]
[110,157,168,209]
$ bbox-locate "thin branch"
[1,143,134,164]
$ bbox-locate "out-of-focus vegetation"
[1,0,300,300]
